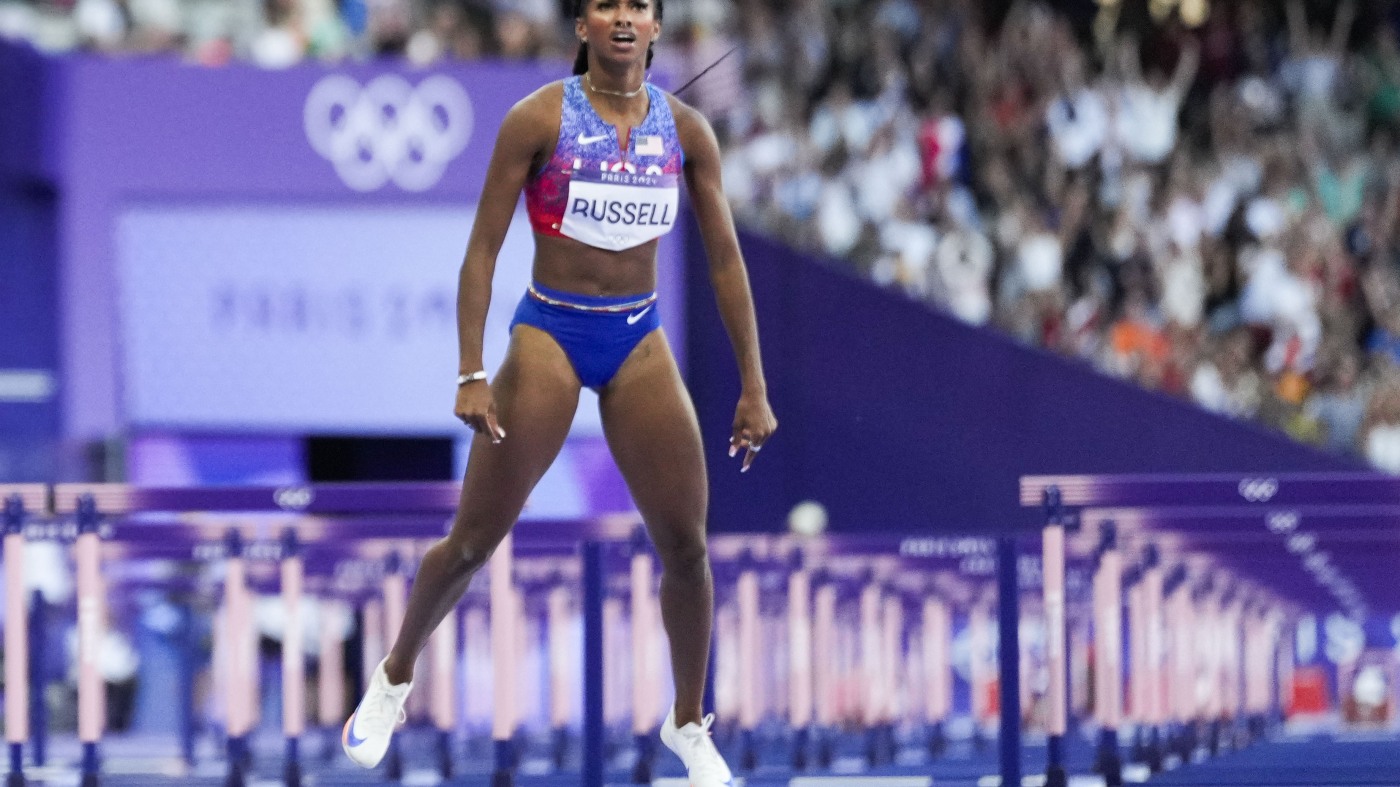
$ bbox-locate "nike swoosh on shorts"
[627,305,653,325]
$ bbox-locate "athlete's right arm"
[454,88,556,441]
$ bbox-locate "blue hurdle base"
[816,727,834,770]
[7,742,23,787]
[491,737,516,787]
[1094,728,1123,787]
[385,734,404,781]
[79,741,100,787]
[1145,725,1164,772]
[436,729,454,778]
[223,736,245,787]
[1045,733,1067,787]
[791,726,809,771]
[927,721,946,759]
[631,733,654,783]
[282,736,301,787]
[551,726,569,770]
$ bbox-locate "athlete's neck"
[584,69,647,100]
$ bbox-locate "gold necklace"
[584,71,647,99]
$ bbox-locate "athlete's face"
[576,0,660,64]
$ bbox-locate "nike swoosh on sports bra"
[525,76,684,252]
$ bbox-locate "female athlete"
[342,1,775,783]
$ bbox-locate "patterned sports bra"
[525,76,684,252]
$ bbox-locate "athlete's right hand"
[454,381,506,444]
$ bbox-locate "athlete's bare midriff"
[530,231,661,298]
[521,75,681,299]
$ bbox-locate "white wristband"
[456,370,487,386]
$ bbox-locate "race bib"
[559,168,679,252]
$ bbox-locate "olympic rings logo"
[274,486,315,511]
[1286,532,1316,554]
[1237,477,1278,503]
[1266,510,1299,534]
[304,74,473,192]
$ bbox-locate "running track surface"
[9,731,1399,786]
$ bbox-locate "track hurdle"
[1040,499,1068,787]
[708,533,1008,782]
[9,481,1062,786]
[787,551,813,771]
[1,486,46,787]
[1024,472,1400,786]
[47,482,463,785]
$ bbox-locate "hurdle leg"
[879,591,902,766]
[859,579,882,767]
[381,552,408,781]
[1042,505,1068,787]
[996,537,1023,787]
[1169,578,1194,763]
[1143,559,1165,772]
[581,541,605,787]
[223,530,251,787]
[788,561,812,771]
[736,559,760,772]
[629,538,656,783]
[4,497,29,787]
[1127,576,1147,765]
[490,533,517,787]
[75,497,105,787]
[281,530,305,787]
[27,590,46,771]
[178,605,200,770]
[430,603,459,778]
[969,605,991,753]
[547,585,572,770]
[922,594,950,761]
[1200,588,1222,759]
[1092,524,1123,786]
[316,598,346,763]
[812,582,836,770]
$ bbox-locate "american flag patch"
[636,135,664,156]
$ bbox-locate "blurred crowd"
[0,0,573,66]
[711,0,1400,472]
[8,0,1400,470]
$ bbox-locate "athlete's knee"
[655,530,710,579]
[439,534,497,576]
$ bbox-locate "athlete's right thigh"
[447,324,581,555]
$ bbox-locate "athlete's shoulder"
[509,80,569,122]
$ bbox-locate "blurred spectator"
[703,0,1400,473]
[1307,351,1369,453]
[0,0,548,65]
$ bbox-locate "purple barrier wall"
[686,223,1364,535]
[0,42,60,481]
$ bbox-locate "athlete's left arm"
[673,97,777,471]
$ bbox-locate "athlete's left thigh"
[598,330,708,550]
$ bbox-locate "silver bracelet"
[456,370,488,386]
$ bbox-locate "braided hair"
[572,0,663,75]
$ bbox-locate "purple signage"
[41,55,683,439]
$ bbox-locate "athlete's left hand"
[729,391,777,473]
